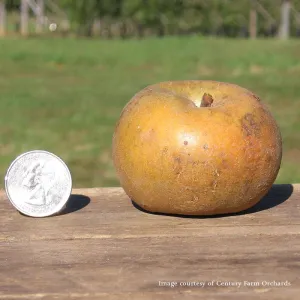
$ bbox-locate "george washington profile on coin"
[22,160,56,206]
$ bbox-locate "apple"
[112,81,282,215]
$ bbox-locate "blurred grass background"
[0,37,299,187]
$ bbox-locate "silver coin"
[4,150,72,217]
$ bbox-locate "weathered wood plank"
[0,184,299,299]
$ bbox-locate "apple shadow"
[131,184,293,219]
[59,194,91,215]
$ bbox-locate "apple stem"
[201,93,214,107]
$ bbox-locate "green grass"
[0,36,300,187]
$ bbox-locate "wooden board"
[0,184,300,299]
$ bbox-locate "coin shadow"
[60,194,91,215]
[131,184,293,218]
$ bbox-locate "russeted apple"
[112,81,282,215]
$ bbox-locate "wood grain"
[0,184,300,299]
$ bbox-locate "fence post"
[279,0,291,39]
[36,0,44,33]
[0,0,6,36]
[21,0,29,36]
[249,0,257,39]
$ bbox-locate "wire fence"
[1,0,300,39]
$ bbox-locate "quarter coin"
[5,150,72,217]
